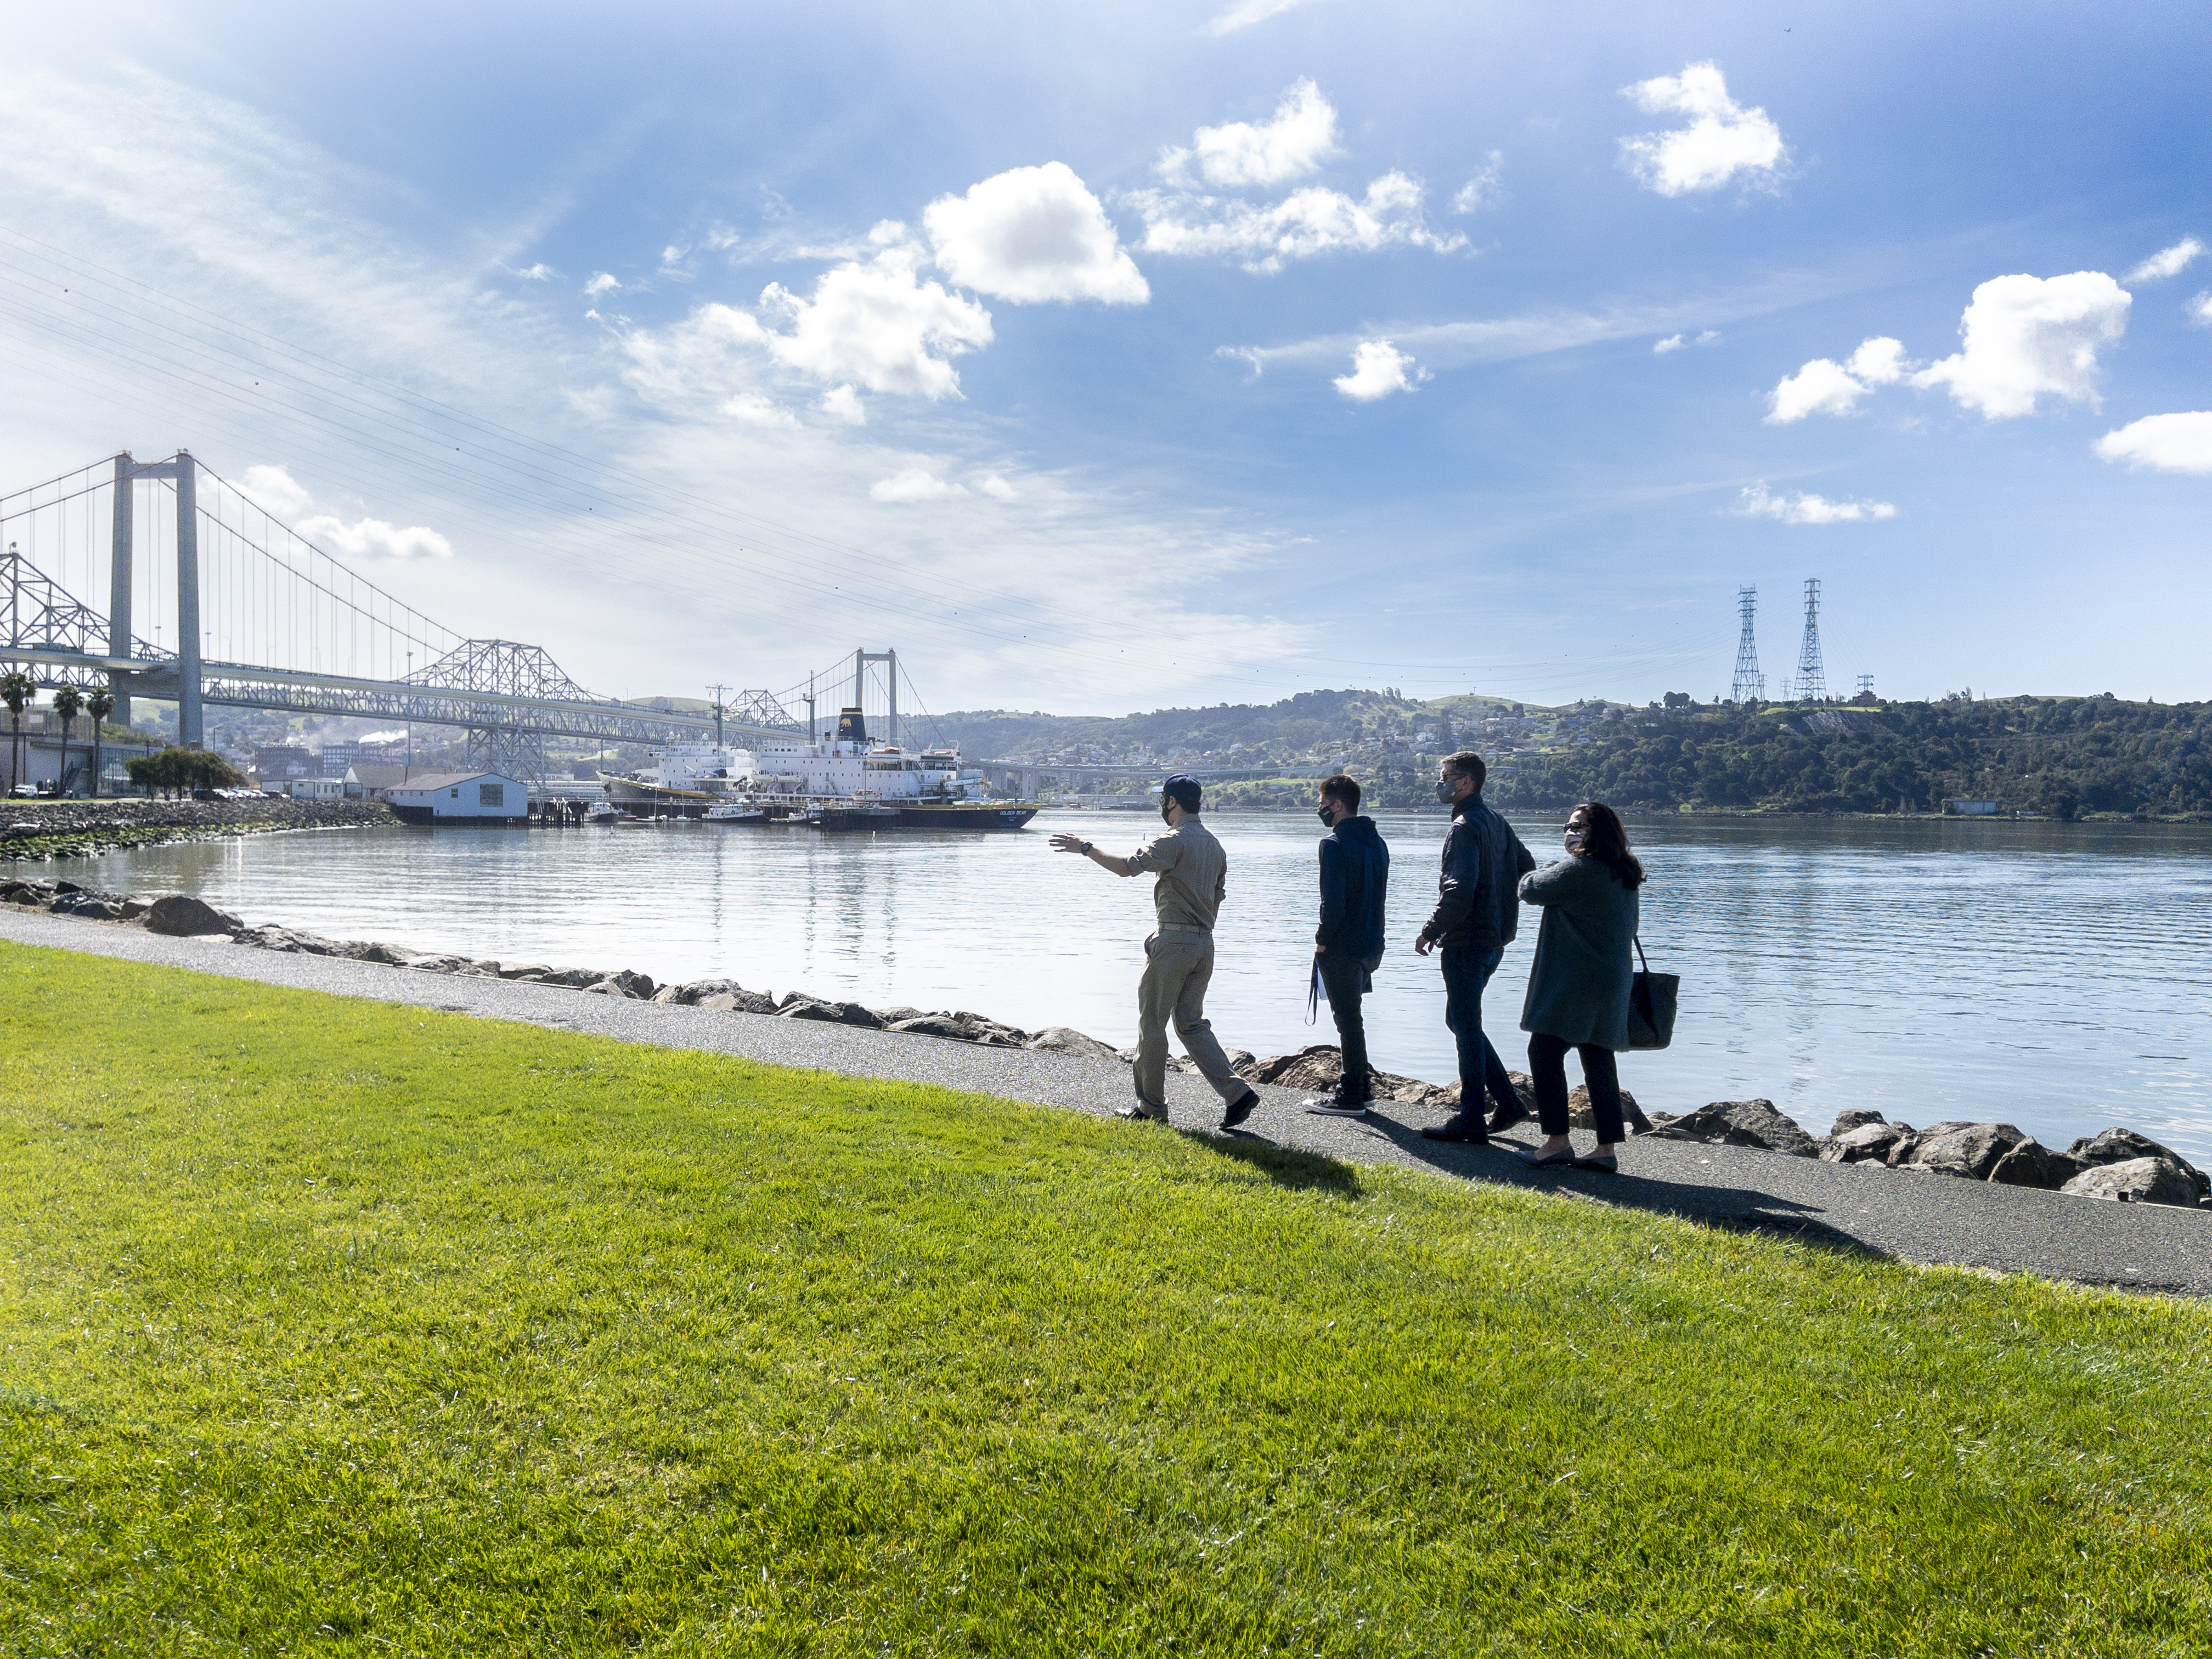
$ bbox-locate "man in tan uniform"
[1051,775,1263,1130]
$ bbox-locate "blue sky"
[1,0,2207,711]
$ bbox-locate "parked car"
[7,783,37,798]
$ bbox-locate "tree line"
[1488,697,2212,819]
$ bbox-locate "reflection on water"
[78,810,2212,1158]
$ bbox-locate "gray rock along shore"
[5,873,2208,1216]
[0,797,392,860]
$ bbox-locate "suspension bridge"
[0,450,933,783]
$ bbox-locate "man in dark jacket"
[1307,773,1389,1117]
[1413,751,1535,1142]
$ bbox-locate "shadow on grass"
[1361,1115,1892,1264]
[1186,1127,1365,1197]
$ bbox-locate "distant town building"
[1945,799,2002,816]
[253,744,317,781]
[345,763,414,801]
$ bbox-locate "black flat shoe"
[1220,1088,1261,1130]
[1421,1116,1489,1144]
[1486,1103,1528,1134]
[1571,1153,1619,1173]
[1518,1148,1578,1169]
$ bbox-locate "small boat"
[703,803,768,825]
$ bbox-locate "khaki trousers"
[1132,928,1246,1111]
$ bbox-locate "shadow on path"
[1361,1115,1892,1263]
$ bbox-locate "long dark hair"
[1571,800,1645,888]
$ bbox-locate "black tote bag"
[1627,936,1679,1051]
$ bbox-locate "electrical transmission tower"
[1730,585,1764,702]
[1795,578,1827,704]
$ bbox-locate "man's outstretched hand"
[1048,832,1087,854]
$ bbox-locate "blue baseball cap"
[1161,774,1202,810]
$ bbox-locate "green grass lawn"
[2,942,2208,1656]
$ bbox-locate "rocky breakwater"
[10,882,2208,1215]
[1641,1098,2209,1212]
[1,797,393,862]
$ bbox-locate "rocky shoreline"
[0,799,395,862]
[7,874,2206,1214]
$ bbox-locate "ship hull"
[892,803,1037,830]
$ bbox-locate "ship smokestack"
[836,706,869,743]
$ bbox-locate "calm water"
[79,811,2212,1159]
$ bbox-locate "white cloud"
[514,263,554,280]
[583,272,620,297]
[1205,0,1319,35]
[239,462,313,519]
[819,384,867,425]
[870,467,962,503]
[2125,238,2204,283]
[923,162,1148,306]
[1654,329,1720,355]
[238,463,455,555]
[1765,336,1907,421]
[2093,412,2212,475]
[1333,340,1426,402]
[975,473,1019,500]
[1131,170,1463,274]
[1620,62,1786,196]
[758,241,994,399]
[1160,79,1340,189]
[1736,483,1898,524]
[1911,272,2130,419]
[295,514,455,559]
[1450,152,1504,215]
[1846,336,1908,385]
[1768,357,1869,422]
[2188,291,2212,325]
[723,393,798,427]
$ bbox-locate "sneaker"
[1116,1103,1169,1124]
[1420,1115,1490,1144]
[1219,1088,1261,1130]
[1305,1096,1370,1118]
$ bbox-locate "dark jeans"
[1440,946,1520,1121]
[1317,952,1373,1101]
[1528,1032,1624,1143]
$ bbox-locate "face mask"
[1565,828,1587,852]
[1161,803,1176,824]
[1317,804,1337,825]
[1435,778,1459,804]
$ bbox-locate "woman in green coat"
[1516,802,1644,1173]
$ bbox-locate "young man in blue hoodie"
[1307,773,1390,1117]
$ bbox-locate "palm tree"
[85,686,115,798]
[0,669,33,797]
[51,684,82,799]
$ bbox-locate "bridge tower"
[1730,585,1764,703]
[853,647,897,748]
[1795,578,1827,704]
[106,450,204,744]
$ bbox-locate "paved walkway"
[5,908,2208,1297]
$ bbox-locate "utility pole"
[1795,578,1827,704]
[1730,585,1764,703]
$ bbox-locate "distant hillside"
[918,689,1542,765]
[1491,695,2212,819]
